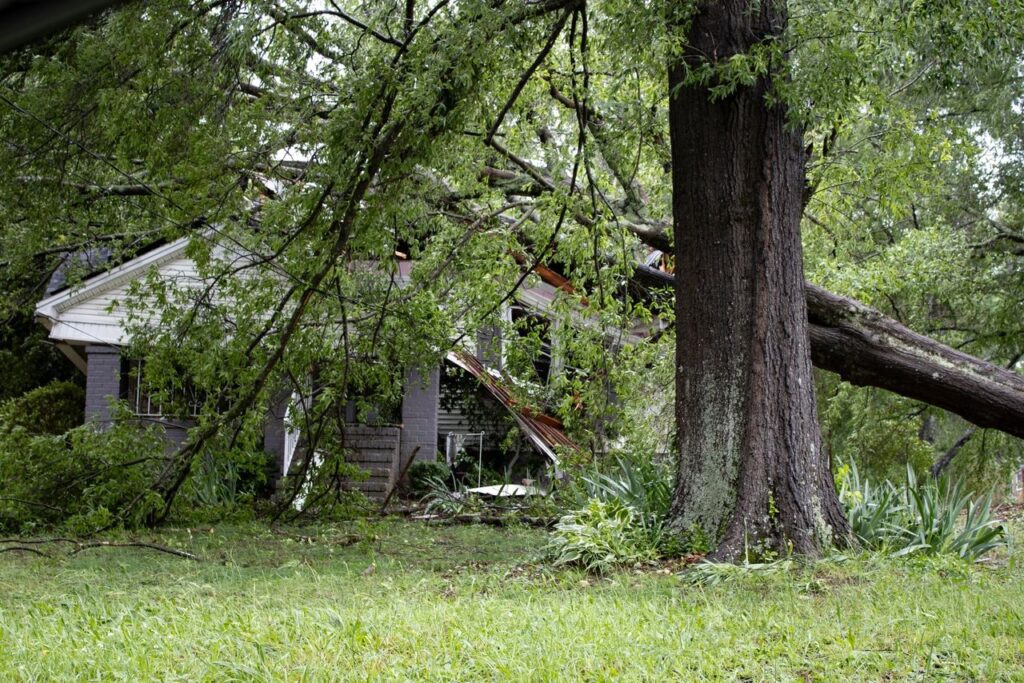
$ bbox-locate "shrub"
[577,455,672,524]
[837,462,1007,562]
[557,455,682,557]
[407,460,452,499]
[0,381,84,436]
[547,499,662,573]
[173,448,275,523]
[837,461,903,546]
[0,422,165,533]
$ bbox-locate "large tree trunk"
[667,0,848,559]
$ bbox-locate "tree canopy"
[1,0,1023,550]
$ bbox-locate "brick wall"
[400,366,439,469]
[84,346,193,447]
[344,425,401,499]
[84,345,121,425]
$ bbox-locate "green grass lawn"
[1,519,1023,681]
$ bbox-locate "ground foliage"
[838,462,1008,562]
[0,0,1021,539]
[1,520,1023,680]
[0,419,166,534]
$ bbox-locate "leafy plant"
[406,460,453,499]
[546,499,662,573]
[558,455,681,556]
[0,381,84,436]
[177,448,274,522]
[890,468,1006,562]
[837,461,903,547]
[578,455,672,523]
[685,558,795,586]
[0,421,166,533]
[837,462,1007,562]
[420,475,482,516]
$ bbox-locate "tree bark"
[629,271,1024,441]
[667,0,848,559]
[806,286,1024,438]
[930,427,976,479]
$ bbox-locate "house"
[34,236,583,498]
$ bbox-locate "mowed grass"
[1,519,1023,682]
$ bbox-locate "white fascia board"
[48,321,125,346]
[35,236,192,322]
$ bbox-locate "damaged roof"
[446,349,581,465]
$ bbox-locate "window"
[120,359,202,418]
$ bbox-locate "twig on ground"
[69,541,200,561]
[0,546,52,558]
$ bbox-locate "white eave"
[34,237,192,347]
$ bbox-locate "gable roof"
[35,237,193,347]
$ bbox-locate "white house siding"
[36,239,203,347]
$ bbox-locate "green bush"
[406,460,452,499]
[0,421,166,533]
[0,380,84,436]
[577,455,672,524]
[172,448,276,523]
[547,499,662,573]
[837,462,1007,562]
[555,455,683,557]
[420,475,483,516]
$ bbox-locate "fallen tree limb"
[0,546,51,557]
[631,264,1024,439]
[0,537,198,560]
[805,284,1024,439]
[68,541,200,560]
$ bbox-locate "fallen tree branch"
[0,537,79,545]
[631,264,1024,439]
[0,546,51,557]
[68,541,199,560]
[379,445,421,514]
[476,86,1024,440]
[0,496,65,513]
[805,284,1024,439]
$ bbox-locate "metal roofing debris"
[465,484,542,497]
[446,349,581,465]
